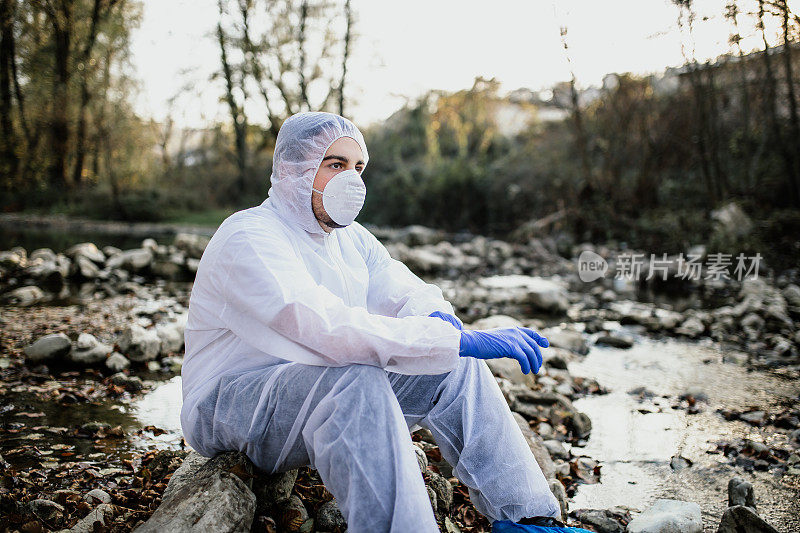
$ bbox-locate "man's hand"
[428,311,464,330]
[459,328,549,374]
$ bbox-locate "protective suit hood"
[267,111,370,235]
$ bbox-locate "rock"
[401,246,446,274]
[276,494,308,532]
[568,411,592,439]
[26,498,65,522]
[669,455,692,471]
[413,444,429,473]
[161,451,211,502]
[727,477,755,509]
[316,499,347,531]
[0,249,26,270]
[25,254,70,284]
[596,331,634,349]
[549,479,568,522]
[156,315,187,355]
[65,503,114,532]
[173,233,210,259]
[676,317,705,337]
[141,238,158,251]
[74,255,100,279]
[151,260,184,280]
[106,352,130,372]
[252,469,298,509]
[570,507,629,532]
[443,516,461,533]
[111,372,143,391]
[479,275,569,314]
[29,248,55,262]
[85,488,111,505]
[485,357,536,388]
[68,333,113,365]
[627,499,702,533]
[396,225,447,246]
[717,505,779,533]
[3,285,45,306]
[739,411,767,426]
[542,439,569,460]
[106,248,153,272]
[24,333,71,363]
[541,326,589,355]
[65,242,105,263]
[80,421,111,433]
[512,412,556,481]
[102,245,121,257]
[712,202,753,239]
[782,284,800,308]
[118,324,161,362]
[135,451,256,533]
[469,314,523,329]
[426,470,453,514]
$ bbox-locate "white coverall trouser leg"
[192,356,560,532]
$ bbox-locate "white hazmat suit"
[180,112,560,531]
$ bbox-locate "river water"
[568,333,800,532]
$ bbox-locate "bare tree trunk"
[778,0,800,203]
[0,0,18,182]
[217,1,247,198]
[46,0,72,189]
[238,0,280,139]
[559,25,592,192]
[337,0,352,116]
[759,0,800,205]
[297,0,309,109]
[72,0,113,187]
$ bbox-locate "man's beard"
[311,193,347,229]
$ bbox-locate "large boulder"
[135,452,256,533]
[627,499,702,533]
[24,333,72,363]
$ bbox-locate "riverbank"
[0,227,798,531]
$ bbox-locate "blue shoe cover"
[491,519,594,533]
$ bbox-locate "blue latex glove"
[428,311,464,330]
[459,327,549,375]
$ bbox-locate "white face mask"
[312,169,366,227]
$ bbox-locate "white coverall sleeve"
[216,228,461,374]
[352,225,456,319]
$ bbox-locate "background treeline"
[1,0,799,268]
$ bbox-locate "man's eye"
[331,162,342,169]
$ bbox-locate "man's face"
[311,136,365,232]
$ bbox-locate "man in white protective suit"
[180,112,592,533]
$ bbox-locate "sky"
[129,0,791,128]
